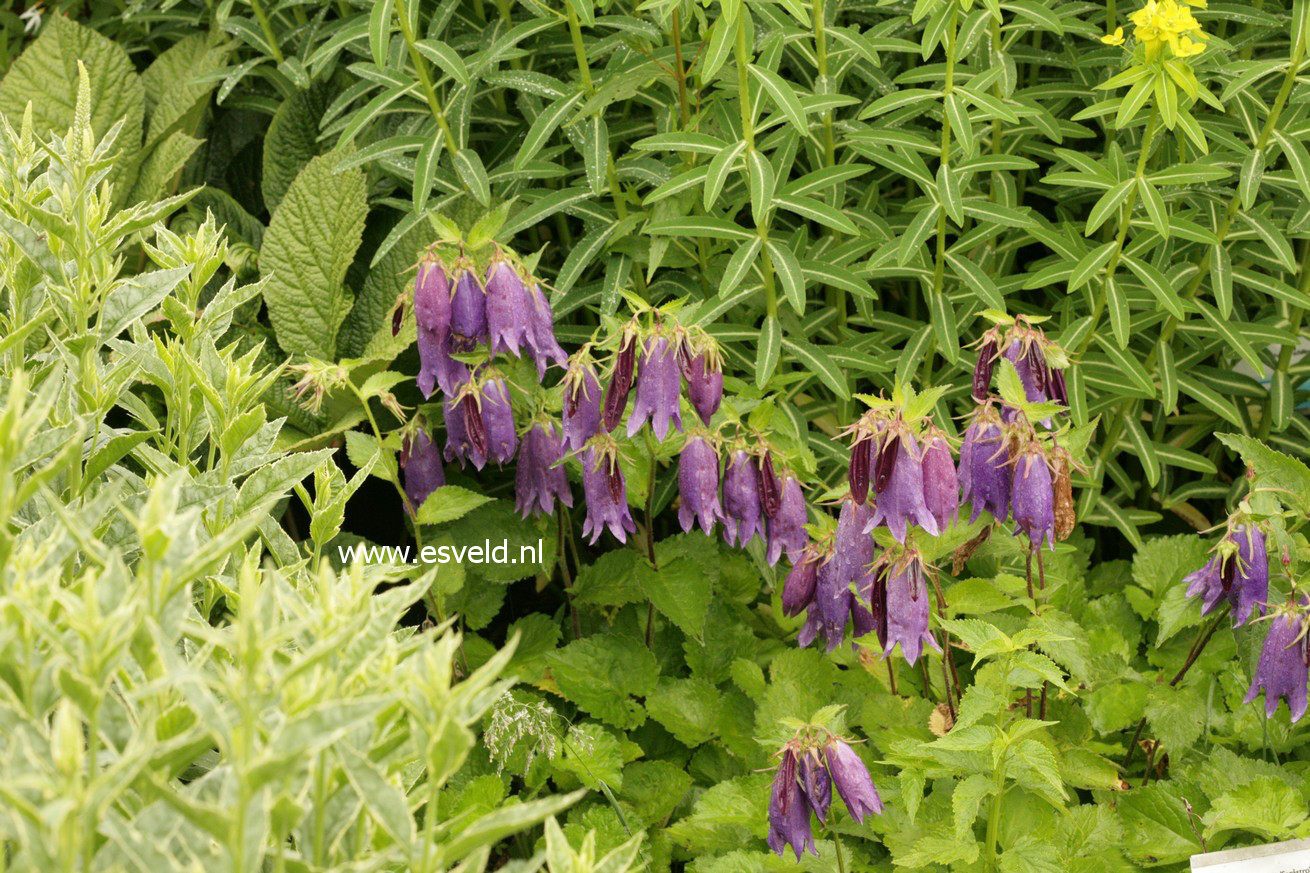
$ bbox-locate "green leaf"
[647,534,717,640]
[454,147,491,206]
[756,315,780,388]
[415,486,495,525]
[748,64,807,132]
[1068,241,1117,293]
[1144,684,1205,755]
[645,678,722,746]
[946,251,1004,309]
[261,152,368,359]
[780,336,848,399]
[746,148,775,223]
[765,239,806,315]
[1203,778,1308,841]
[339,745,414,849]
[547,634,659,728]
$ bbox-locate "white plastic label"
[1191,838,1310,872]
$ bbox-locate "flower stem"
[929,6,960,356]
[394,0,459,157]
[249,0,284,64]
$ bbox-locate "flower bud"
[920,427,958,533]
[824,740,882,823]
[972,337,997,402]
[444,393,487,470]
[782,547,821,617]
[681,349,723,425]
[603,331,637,432]
[767,748,816,860]
[401,429,446,515]
[849,437,873,505]
[798,751,832,825]
[562,358,602,452]
[759,451,782,518]
[449,262,487,353]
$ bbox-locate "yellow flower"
[1126,0,1208,60]
[1101,26,1125,45]
[1175,35,1205,56]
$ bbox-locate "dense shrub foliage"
[1,0,1310,870]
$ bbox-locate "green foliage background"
[0,0,1309,870]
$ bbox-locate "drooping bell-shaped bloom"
[561,357,601,453]
[798,751,832,825]
[681,349,723,425]
[960,407,1011,524]
[1185,523,1270,626]
[810,499,874,651]
[1243,610,1308,722]
[811,556,850,653]
[825,740,883,823]
[525,281,568,378]
[603,330,638,432]
[627,335,683,441]
[401,429,445,515]
[782,546,823,617]
[882,552,940,666]
[485,259,533,358]
[449,263,487,353]
[415,256,451,398]
[580,446,636,544]
[1231,524,1269,627]
[767,476,808,566]
[678,435,722,536]
[921,428,958,533]
[1004,339,1046,406]
[444,393,487,470]
[721,449,764,547]
[1011,443,1055,551]
[767,749,816,860]
[865,430,939,543]
[480,377,518,466]
[515,422,572,518]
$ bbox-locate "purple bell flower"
[681,348,723,426]
[1243,609,1308,722]
[825,740,883,823]
[485,259,533,358]
[864,430,939,543]
[782,545,823,617]
[561,358,601,453]
[414,256,453,398]
[921,428,959,532]
[811,556,850,653]
[677,435,723,536]
[960,407,1011,524]
[810,499,875,652]
[1185,523,1270,626]
[798,751,832,825]
[480,377,518,466]
[401,429,445,515]
[449,262,487,353]
[767,749,816,860]
[580,446,636,544]
[767,476,808,566]
[525,282,568,378]
[1004,338,1046,405]
[515,422,573,518]
[721,450,764,547]
[882,552,940,666]
[627,335,683,441]
[443,393,487,470]
[1011,443,1055,551]
[603,330,638,432]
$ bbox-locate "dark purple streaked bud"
[1243,610,1308,722]
[849,437,873,505]
[825,740,883,823]
[678,435,723,536]
[865,432,939,543]
[851,563,885,647]
[485,259,533,358]
[449,264,487,353]
[581,446,636,544]
[960,409,1011,524]
[1011,444,1055,551]
[401,429,445,515]
[722,449,764,548]
[525,282,568,378]
[627,335,682,441]
[759,452,782,518]
[766,476,808,566]
[562,358,601,453]
[1049,366,1068,407]
[1231,524,1269,627]
[443,394,487,470]
[603,332,637,432]
[480,377,518,466]
[873,434,899,495]
[681,350,723,425]
[782,547,821,617]
[921,428,959,533]
[768,749,816,860]
[798,752,832,825]
[973,337,997,403]
[515,422,573,518]
[392,300,404,336]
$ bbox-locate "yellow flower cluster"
[1101,0,1207,60]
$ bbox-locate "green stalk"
[1259,238,1310,438]
[249,0,285,64]
[813,0,836,169]
[1079,106,1159,355]
[734,13,778,317]
[394,0,460,157]
[929,7,959,338]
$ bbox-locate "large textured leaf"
[260,152,368,359]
